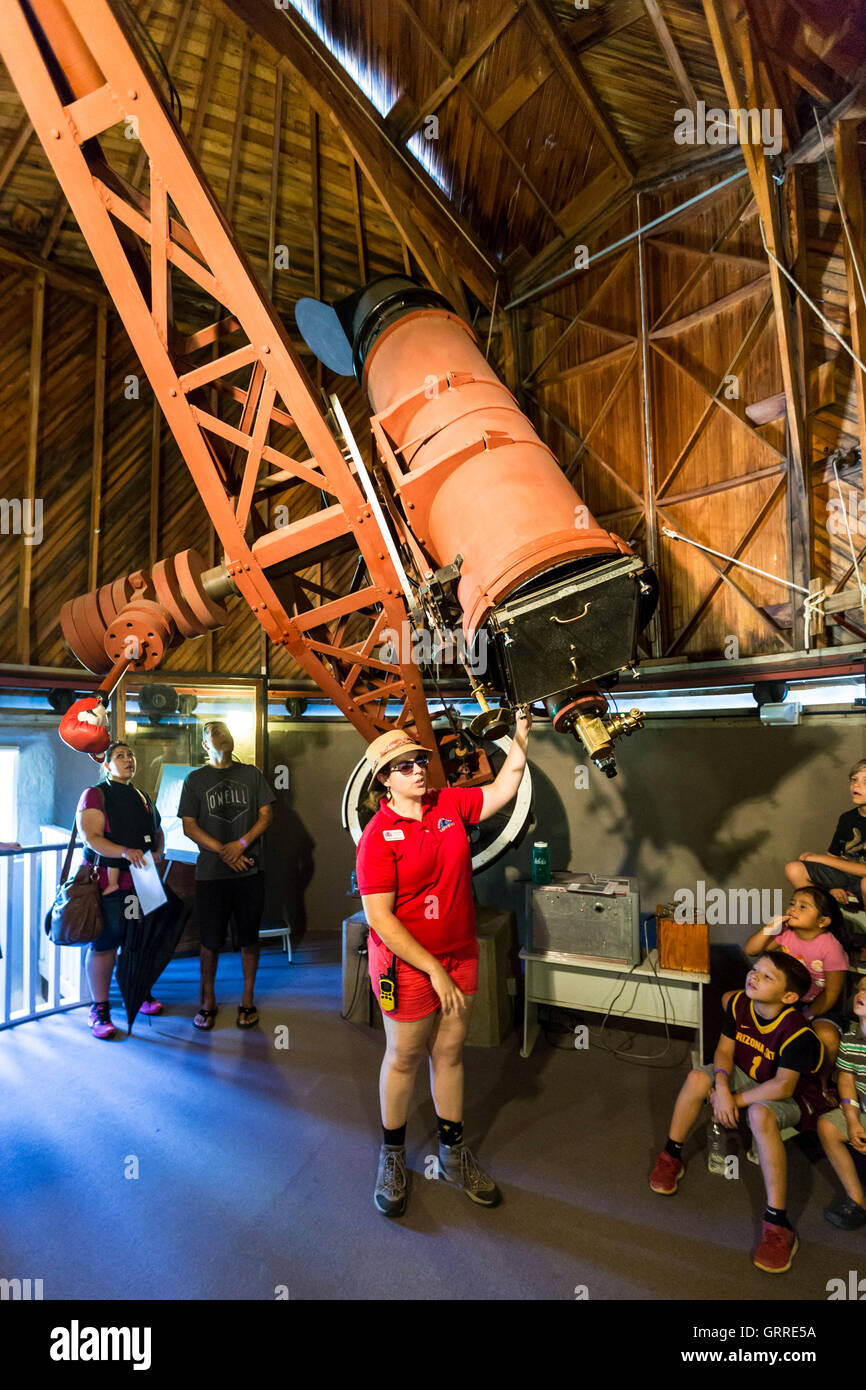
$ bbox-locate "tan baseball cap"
[365,729,433,778]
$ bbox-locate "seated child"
[649,952,827,1274]
[741,885,850,1073]
[817,975,866,1230]
[786,758,866,911]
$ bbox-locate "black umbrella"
[116,886,189,1032]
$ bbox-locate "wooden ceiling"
[0,0,864,678]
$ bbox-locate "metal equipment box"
[525,874,640,966]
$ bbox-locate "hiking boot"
[825,1193,866,1230]
[649,1150,684,1194]
[752,1221,798,1273]
[374,1145,408,1217]
[89,1002,116,1039]
[437,1142,501,1207]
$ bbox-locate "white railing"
[0,842,88,1029]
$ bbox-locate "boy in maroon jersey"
[649,952,827,1274]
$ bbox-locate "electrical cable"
[340,936,370,1023]
[117,0,183,126]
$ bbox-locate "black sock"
[383,1124,406,1147]
[764,1205,791,1230]
[438,1117,464,1148]
[665,1137,683,1160]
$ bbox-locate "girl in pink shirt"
[745,885,851,1071]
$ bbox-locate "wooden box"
[656,906,710,974]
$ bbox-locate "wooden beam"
[88,300,107,592]
[833,118,866,499]
[392,0,564,233]
[397,0,521,135]
[535,341,635,387]
[486,56,553,132]
[131,0,195,188]
[218,0,498,307]
[266,69,283,299]
[704,0,811,644]
[667,477,789,653]
[225,41,252,220]
[650,273,770,339]
[510,165,633,304]
[524,249,635,385]
[0,234,106,302]
[656,296,773,497]
[349,157,367,285]
[0,113,33,197]
[523,0,636,178]
[17,273,44,664]
[39,195,68,259]
[188,18,223,154]
[642,0,698,113]
[150,401,161,570]
[651,337,787,460]
[650,191,754,332]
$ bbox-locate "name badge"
[383,829,405,842]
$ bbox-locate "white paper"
[129,852,167,916]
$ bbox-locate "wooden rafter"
[349,158,367,285]
[87,300,107,592]
[667,476,789,653]
[17,273,44,664]
[391,0,564,233]
[523,0,635,178]
[218,0,498,307]
[656,295,774,497]
[650,190,754,332]
[523,249,635,385]
[0,113,33,199]
[833,118,866,498]
[642,0,698,113]
[266,69,283,300]
[651,338,787,462]
[394,0,521,138]
[563,350,640,481]
[704,0,811,645]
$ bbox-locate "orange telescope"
[298,277,658,775]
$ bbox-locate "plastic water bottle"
[707,1119,729,1175]
[531,841,551,884]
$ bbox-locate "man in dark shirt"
[178,721,275,1030]
[785,759,866,910]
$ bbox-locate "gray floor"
[1,936,861,1301]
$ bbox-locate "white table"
[520,948,710,1061]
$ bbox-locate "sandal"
[237,1004,259,1029]
[193,1007,218,1031]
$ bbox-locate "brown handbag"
[44,824,103,947]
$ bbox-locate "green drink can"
[531,841,551,884]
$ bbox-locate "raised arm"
[479,709,531,822]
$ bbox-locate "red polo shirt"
[356,785,484,956]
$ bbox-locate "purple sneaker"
[139,997,163,1015]
[89,1002,116,1039]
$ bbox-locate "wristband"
[239,836,248,849]
[841,1098,859,1108]
[714,1067,730,1077]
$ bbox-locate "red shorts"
[367,931,478,1022]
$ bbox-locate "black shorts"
[195,874,265,951]
[805,862,865,901]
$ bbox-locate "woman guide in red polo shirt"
[356,710,532,1219]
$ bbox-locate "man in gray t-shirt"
[179,721,275,1031]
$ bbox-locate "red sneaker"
[753,1221,798,1273]
[649,1150,684,1194]
[89,1002,116,1039]
[139,998,163,1015]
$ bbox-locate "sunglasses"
[389,754,429,775]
